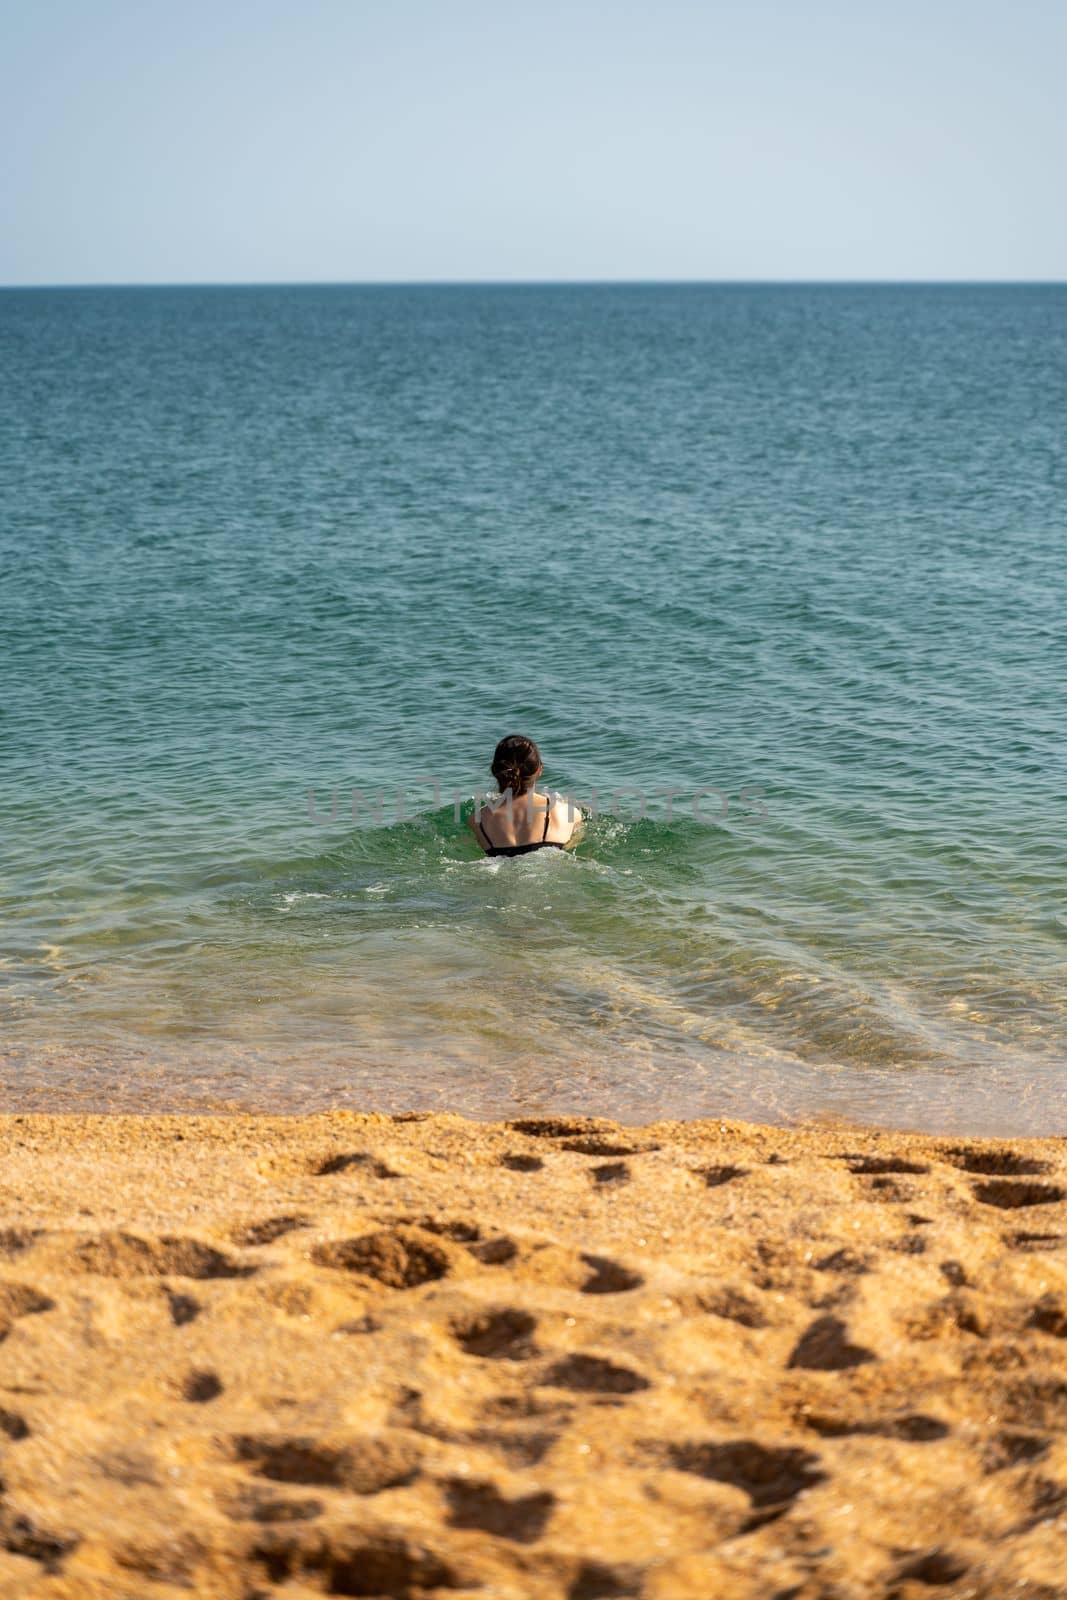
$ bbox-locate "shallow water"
[1,284,1064,1132]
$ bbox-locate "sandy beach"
[0,1111,1063,1597]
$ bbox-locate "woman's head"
[491,734,542,797]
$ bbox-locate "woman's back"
[467,734,582,858]
[472,790,577,856]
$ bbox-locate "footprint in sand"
[984,1429,1051,1471]
[0,1281,55,1341]
[945,1147,1051,1176]
[180,1369,224,1403]
[843,1155,930,1176]
[166,1289,201,1325]
[542,1353,651,1395]
[393,1215,518,1265]
[232,1432,421,1494]
[581,1254,644,1294]
[54,1232,247,1279]
[450,1307,539,1360]
[560,1137,657,1157]
[311,1226,455,1288]
[499,1242,645,1296]
[230,1214,312,1247]
[465,1426,558,1467]
[787,1315,876,1371]
[894,1550,969,1586]
[699,1286,769,1328]
[1010,1231,1063,1251]
[499,1153,544,1173]
[663,1439,826,1530]
[801,1411,949,1442]
[973,1180,1065,1210]
[0,1508,79,1573]
[0,1405,30,1440]
[507,1117,611,1139]
[444,1478,555,1543]
[813,1246,871,1276]
[567,1558,644,1599]
[250,1531,460,1597]
[591,1160,630,1185]
[506,1119,659,1159]
[314,1151,401,1178]
[1029,1294,1067,1337]
[223,1487,324,1524]
[700,1164,749,1187]
[0,1229,39,1260]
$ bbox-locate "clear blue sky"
[2,0,1064,284]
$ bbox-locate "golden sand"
[0,1111,1065,1598]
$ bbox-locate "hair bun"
[491,734,541,798]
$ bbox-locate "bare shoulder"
[549,794,583,839]
[550,793,582,821]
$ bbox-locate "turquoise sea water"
[1,284,1064,1131]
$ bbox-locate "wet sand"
[0,1110,1065,1598]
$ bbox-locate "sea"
[1,283,1064,1133]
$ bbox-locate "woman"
[468,734,583,857]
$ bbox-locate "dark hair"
[491,734,541,798]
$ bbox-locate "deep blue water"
[1,283,1064,1130]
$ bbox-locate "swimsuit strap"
[477,794,552,853]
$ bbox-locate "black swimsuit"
[477,797,565,857]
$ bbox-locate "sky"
[1,0,1064,284]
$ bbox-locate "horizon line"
[2,276,1066,292]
